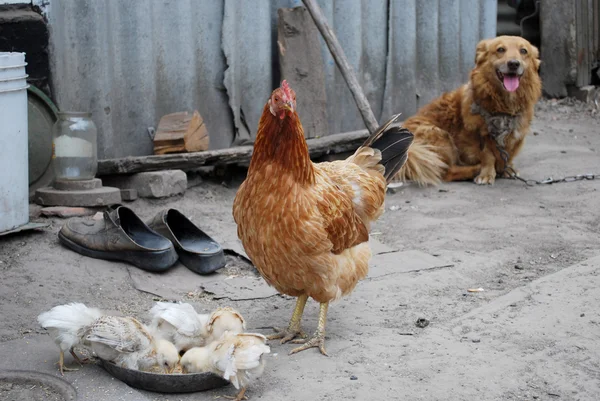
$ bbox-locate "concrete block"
[120,188,138,201]
[34,186,122,207]
[102,170,187,198]
[41,206,98,218]
[29,204,43,219]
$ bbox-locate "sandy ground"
[0,98,599,401]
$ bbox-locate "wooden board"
[153,111,209,155]
[97,129,370,176]
[302,0,379,134]
[277,7,329,139]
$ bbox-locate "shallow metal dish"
[99,360,230,393]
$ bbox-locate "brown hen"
[232,80,413,355]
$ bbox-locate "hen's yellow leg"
[58,351,79,376]
[290,302,328,356]
[267,294,308,343]
[223,386,248,401]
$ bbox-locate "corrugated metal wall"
[575,0,599,87]
[43,0,496,159]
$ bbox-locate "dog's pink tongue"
[503,75,520,92]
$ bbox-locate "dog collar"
[470,101,520,147]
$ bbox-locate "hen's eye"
[274,96,280,102]
[497,47,506,53]
[520,48,528,55]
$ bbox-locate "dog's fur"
[396,36,542,185]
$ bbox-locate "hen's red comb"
[281,80,292,100]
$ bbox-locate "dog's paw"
[501,168,519,178]
[474,173,495,185]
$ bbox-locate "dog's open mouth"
[496,70,521,93]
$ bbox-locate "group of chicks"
[37,302,270,400]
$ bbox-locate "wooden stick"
[97,129,370,176]
[302,0,379,134]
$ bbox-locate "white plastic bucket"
[0,52,29,233]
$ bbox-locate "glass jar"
[52,112,98,181]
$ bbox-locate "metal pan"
[99,360,230,393]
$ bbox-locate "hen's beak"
[282,101,294,113]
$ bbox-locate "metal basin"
[99,360,230,393]
[0,369,77,401]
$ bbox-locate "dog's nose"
[507,59,521,71]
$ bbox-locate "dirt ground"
[0,98,599,401]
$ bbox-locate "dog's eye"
[520,48,528,55]
[497,47,506,53]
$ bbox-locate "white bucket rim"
[0,83,30,93]
[0,74,29,83]
[0,63,28,70]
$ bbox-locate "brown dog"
[396,36,542,185]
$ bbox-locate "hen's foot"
[58,351,79,376]
[267,294,308,344]
[289,331,328,356]
[57,363,79,376]
[222,386,248,401]
[289,302,329,356]
[267,326,307,344]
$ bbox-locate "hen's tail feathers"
[359,114,414,183]
[37,302,104,333]
[393,140,447,186]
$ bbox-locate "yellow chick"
[205,307,246,344]
[181,331,270,401]
[80,316,179,373]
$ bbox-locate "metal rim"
[27,84,59,197]
[0,369,78,401]
[28,85,59,116]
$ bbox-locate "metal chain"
[471,99,597,187]
[495,141,597,186]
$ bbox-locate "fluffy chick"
[149,302,210,352]
[205,307,246,344]
[181,332,270,401]
[80,316,179,373]
[37,302,104,375]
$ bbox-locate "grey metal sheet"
[43,0,496,158]
[46,0,234,159]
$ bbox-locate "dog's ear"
[530,44,541,72]
[475,39,489,66]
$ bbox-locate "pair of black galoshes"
[58,206,225,274]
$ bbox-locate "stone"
[102,170,187,198]
[29,204,43,219]
[41,206,98,218]
[120,189,138,201]
[34,186,122,207]
[53,178,102,191]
